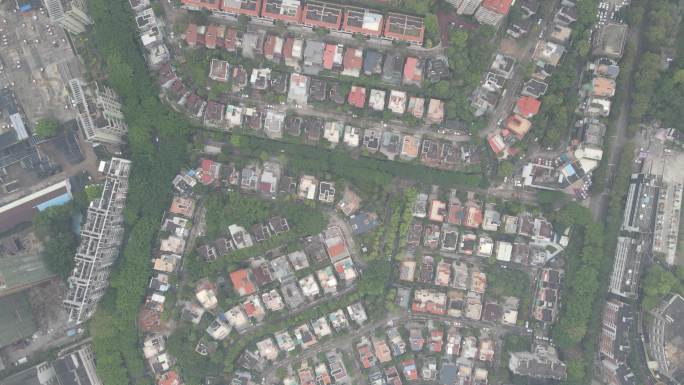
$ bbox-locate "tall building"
[45,0,93,34]
[649,294,684,384]
[509,343,567,381]
[53,344,103,385]
[63,158,131,324]
[0,361,59,385]
[599,299,632,361]
[608,236,640,299]
[0,343,103,385]
[447,0,482,15]
[69,79,128,145]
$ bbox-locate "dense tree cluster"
[500,334,533,384]
[33,202,82,279]
[532,0,597,148]
[203,192,326,239]
[546,203,608,385]
[603,144,635,256]
[227,135,482,195]
[641,265,684,310]
[429,26,496,128]
[651,3,684,131]
[85,0,191,384]
[628,0,683,131]
[484,266,529,300]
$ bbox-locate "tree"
[424,13,439,44]
[358,260,390,297]
[432,80,451,99]
[536,190,568,212]
[34,118,60,138]
[237,14,250,29]
[33,204,79,279]
[641,264,682,309]
[498,160,514,178]
[401,0,434,15]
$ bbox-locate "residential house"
[475,0,513,26]
[342,47,363,77]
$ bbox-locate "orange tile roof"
[158,371,181,385]
[403,57,419,83]
[343,47,362,69]
[323,43,336,70]
[515,96,541,118]
[230,269,256,296]
[327,242,346,258]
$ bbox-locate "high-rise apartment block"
[69,79,128,145]
[63,158,131,324]
[45,0,93,34]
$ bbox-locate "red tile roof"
[264,34,277,57]
[342,47,362,69]
[158,371,181,385]
[403,57,420,83]
[347,86,366,108]
[323,43,336,70]
[327,242,346,259]
[230,269,257,296]
[487,134,506,154]
[205,24,224,49]
[200,159,216,184]
[243,301,257,316]
[224,28,239,51]
[481,0,513,15]
[515,96,541,118]
[283,37,294,58]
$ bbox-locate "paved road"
[262,310,530,383]
[588,5,646,222]
[172,88,474,144]
[262,315,402,383]
[480,0,561,138]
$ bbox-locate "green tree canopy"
[34,118,61,138]
[33,204,79,279]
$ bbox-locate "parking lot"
[0,2,83,124]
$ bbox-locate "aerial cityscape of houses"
[1,0,683,385]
